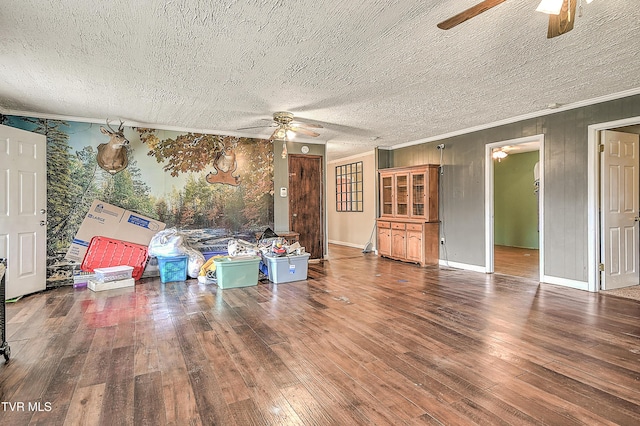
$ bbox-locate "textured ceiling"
[1,0,639,161]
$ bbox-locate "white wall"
[327,151,377,249]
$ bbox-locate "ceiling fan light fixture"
[492,148,508,162]
[275,127,287,139]
[536,0,564,15]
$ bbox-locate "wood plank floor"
[1,244,640,425]
[494,245,539,280]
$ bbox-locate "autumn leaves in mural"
[135,128,274,231]
[2,116,274,256]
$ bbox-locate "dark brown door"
[288,154,323,259]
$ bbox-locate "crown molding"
[392,87,640,150]
[327,150,374,165]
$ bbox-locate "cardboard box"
[65,200,165,263]
[73,271,96,288]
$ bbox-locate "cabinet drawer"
[406,223,423,232]
[377,221,391,229]
[391,222,406,230]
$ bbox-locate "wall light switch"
[280,187,287,197]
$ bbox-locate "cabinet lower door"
[406,231,423,263]
[378,228,391,256]
[391,230,406,259]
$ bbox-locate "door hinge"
[598,263,604,271]
[599,144,605,153]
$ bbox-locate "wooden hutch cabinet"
[377,164,439,266]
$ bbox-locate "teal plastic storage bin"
[157,255,188,283]
[213,256,261,289]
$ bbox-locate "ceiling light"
[492,148,508,162]
[536,0,564,15]
[274,127,287,139]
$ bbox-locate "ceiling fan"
[437,0,585,39]
[238,111,322,140]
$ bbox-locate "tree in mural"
[137,129,227,176]
[136,128,274,231]
[64,146,101,249]
[155,199,170,224]
[234,140,274,226]
[99,150,154,217]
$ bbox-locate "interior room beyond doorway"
[494,245,539,280]
[492,143,540,281]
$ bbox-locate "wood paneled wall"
[389,94,640,282]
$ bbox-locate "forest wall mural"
[1,115,274,261]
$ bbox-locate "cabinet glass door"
[411,173,425,217]
[381,175,393,215]
[396,174,408,216]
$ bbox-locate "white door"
[600,130,640,290]
[0,124,47,299]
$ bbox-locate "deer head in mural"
[206,140,240,186]
[97,119,129,174]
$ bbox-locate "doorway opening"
[485,135,544,280]
[588,118,640,291]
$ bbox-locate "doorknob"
[292,213,298,217]
[40,209,47,214]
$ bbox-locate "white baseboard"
[328,239,367,249]
[438,259,487,273]
[541,275,589,291]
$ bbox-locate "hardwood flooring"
[1,244,640,425]
[494,245,539,280]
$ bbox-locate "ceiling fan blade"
[546,0,576,38]
[289,127,320,137]
[237,125,271,130]
[437,0,507,30]
[237,120,279,131]
[291,121,323,129]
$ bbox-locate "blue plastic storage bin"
[157,255,188,283]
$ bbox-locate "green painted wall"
[494,151,539,249]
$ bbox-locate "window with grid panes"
[335,161,363,212]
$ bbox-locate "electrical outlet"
[440,238,445,245]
